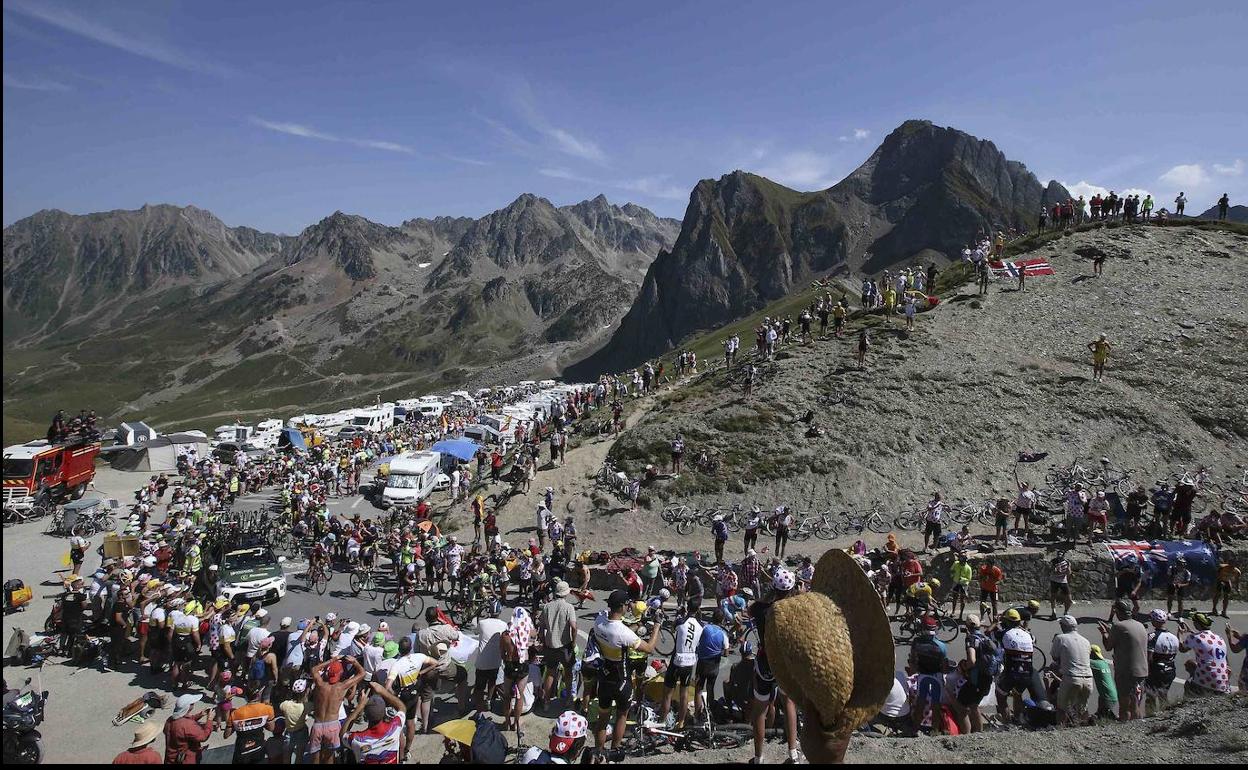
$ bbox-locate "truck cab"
[3,438,101,510]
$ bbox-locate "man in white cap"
[538,581,578,707]
[245,609,272,669]
[163,693,215,764]
[1050,615,1092,723]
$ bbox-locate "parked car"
[335,425,369,440]
[211,442,267,464]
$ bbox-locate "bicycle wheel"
[949,507,974,525]
[936,615,961,643]
[788,522,812,542]
[71,520,96,538]
[314,571,329,596]
[814,519,836,540]
[656,625,676,657]
[724,515,742,533]
[706,730,744,750]
[676,518,695,536]
[349,571,364,596]
[382,591,400,614]
[363,577,379,602]
[402,592,425,620]
[867,514,892,534]
[893,513,921,532]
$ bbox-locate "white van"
[518,380,537,395]
[382,451,442,508]
[538,379,558,389]
[449,391,476,408]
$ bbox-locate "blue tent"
[278,427,307,452]
[431,438,482,462]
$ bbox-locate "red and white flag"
[989,257,1054,279]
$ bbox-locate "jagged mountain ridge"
[566,119,1072,377]
[1,195,678,435]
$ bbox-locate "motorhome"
[538,379,558,389]
[448,391,476,408]
[213,424,253,445]
[462,423,511,453]
[349,407,391,433]
[380,451,442,508]
[414,401,449,421]
[517,380,537,395]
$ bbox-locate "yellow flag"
[61,551,72,567]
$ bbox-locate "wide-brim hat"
[764,548,893,739]
[129,720,162,748]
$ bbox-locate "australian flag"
[1105,540,1217,588]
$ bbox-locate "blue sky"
[3,0,1245,233]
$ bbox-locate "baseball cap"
[550,711,589,755]
[965,614,982,628]
[607,589,630,612]
[290,679,308,694]
[1059,615,1078,630]
[363,695,387,724]
[171,693,202,719]
[280,616,293,629]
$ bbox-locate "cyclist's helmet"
[772,569,796,592]
[922,615,939,630]
[1149,608,1168,623]
[658,588,671,601]
[1026,600,1041,613]
[1003,627,1034,653]
[1004,608,1022,623]
[1152,632,1180,656]
[741,587,755,600]
[928,578,941,590]
[647,597,663,610]
[406,564,416,573]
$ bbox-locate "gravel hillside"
[610,224,1248,517]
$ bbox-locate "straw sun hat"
[764,548,894,739]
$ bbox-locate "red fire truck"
[2,438,101,511]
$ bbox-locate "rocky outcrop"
[567,120,1072,377]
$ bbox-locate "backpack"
[470,713,507,764]
[249,656,268,682]
[970,633,1002,691]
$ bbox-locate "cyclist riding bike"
[906,577,940,622]
[994,613,1051,723]
[719,589,753,644]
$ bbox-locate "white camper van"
[381,451,442,508]
[462,423,511,453]
[415,402,449,421]
[349,406,394,433]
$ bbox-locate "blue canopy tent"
[431,438,482,462]
[278,427,307,452]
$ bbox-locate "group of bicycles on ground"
[659,458,1248,546]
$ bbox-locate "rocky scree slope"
[608,224,1248,515]
[568,119,1071,376]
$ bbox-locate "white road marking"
[351,497,363,509]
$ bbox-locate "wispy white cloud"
[6,0,234,77]
[3,72,72,92]
[839,128,870,142]
[757,151,839,190]
[539,168,687,201]
[547,127,606,163]
[250,117,415,154]
[508,78,607,164]
[443,154,490,167]
[1213,159,1244,177]
[1158,163,1209,189]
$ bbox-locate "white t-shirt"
[247,627,272,658]
[593,620,641,663]
[926,501,944,523]
[672,617,703,668]
[521,746,567,764]
[879,673,910,718]
[388,652,431,692]
[475,618,508,670]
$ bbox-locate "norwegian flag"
[1104,539,1217,588]
[989,257,1055,279]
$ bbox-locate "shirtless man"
[309,656,365,763]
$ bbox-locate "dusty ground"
[598,225,1247,541]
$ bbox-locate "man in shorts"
[308,656,365,762]
[1049,551,1072,618]
[1166,556,1192,618]
[978,558,1004,618]
[591,591,661,753]
[693,610,727,725]
[658,604,702,728]
[1212,561,1242,617]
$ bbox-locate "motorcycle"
[3,673,48,764]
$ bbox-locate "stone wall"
[924,544,1244,602]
